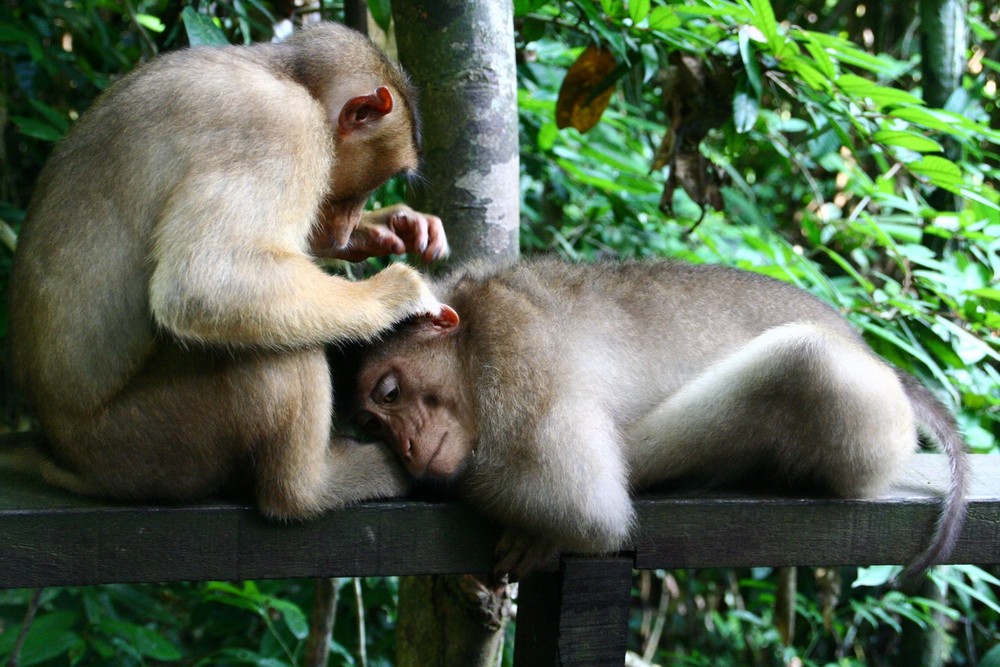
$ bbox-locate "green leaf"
[514,0,548,15]
[808,33,902,75]
[890,106,960,135]
[909,156,964,190]
[648,6,681,31]
[738,27,762,96]
[798,30,836,80]
[98,619,183,661]
[853,565,900,588]
[28,99,70,133]
[11,116,64,142]
[966,287,1000,302]
[0,611,82,666]
[269,599,310,640]
[837,74,923,109]
[628,0,650,24]
[600,0,626,19]
[733,84,759,133]
[873,130,944,153]
[136,13,165,33]
[784,55,829,92]
[750,0,781,54]
[981,644,1000,667]
[368,0,392,31]
[182,7,229,47]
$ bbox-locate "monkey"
[353,257,968,580]
[8,22,451,518]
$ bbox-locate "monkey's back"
[9,43,329,416]
[438,257,862,429]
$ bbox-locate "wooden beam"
[0,454,997,589]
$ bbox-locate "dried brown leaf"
[555,46,618,133]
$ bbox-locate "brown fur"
[9,22,444,517]
[355,257,967,579]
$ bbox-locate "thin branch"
[354,578,367,667]
[6,589,44,667]
[303,578,340,667]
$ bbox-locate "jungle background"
[0,0,998,665]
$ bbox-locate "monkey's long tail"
[897,372,969,580]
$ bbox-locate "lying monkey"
[353,257,968,580]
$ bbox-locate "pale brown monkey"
[354,258,968,579]
[9,22,449,518]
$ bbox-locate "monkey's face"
[327,85,419,203]
[356,365,475,479]
[355,308,477,481]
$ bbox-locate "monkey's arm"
[148,176,440,349]
[469,399,635,579]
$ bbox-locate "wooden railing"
[2,454,998,665]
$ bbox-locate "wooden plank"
[513,557,632,666]
[633,454,1000,569]
[1,454,998,589]
[0,465,502,588]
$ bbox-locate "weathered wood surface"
[1,454,997,589]
[515,557,633,666]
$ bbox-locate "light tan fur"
[355,258,967,580]
[9,22,445,517]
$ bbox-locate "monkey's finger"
[422,214,449,263]
[494,528,541,583]
[389,210,430,259]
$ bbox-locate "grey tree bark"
[389,1,519,663]
[391,0,520,263]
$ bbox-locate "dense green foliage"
[0,0,997,665]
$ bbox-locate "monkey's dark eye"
[373,374,400,405]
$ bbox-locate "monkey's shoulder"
[87,44,320,137]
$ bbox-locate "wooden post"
[514,557,633,666]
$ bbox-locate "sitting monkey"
[9,23,446,517]
[352,257,967,580]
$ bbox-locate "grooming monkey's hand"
[335,204,448,263]
[369,263,444,324]
[493,527,559,584]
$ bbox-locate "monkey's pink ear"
[338,86,394,134]
[407,304,460,335]
[431,304,460,331]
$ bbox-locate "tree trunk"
[918,0,966,216]
[919,0,966,109]
[390,1,518,663]
[396,575,511,667]
[391,0,520,263]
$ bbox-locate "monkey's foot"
[493,527,559,584]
